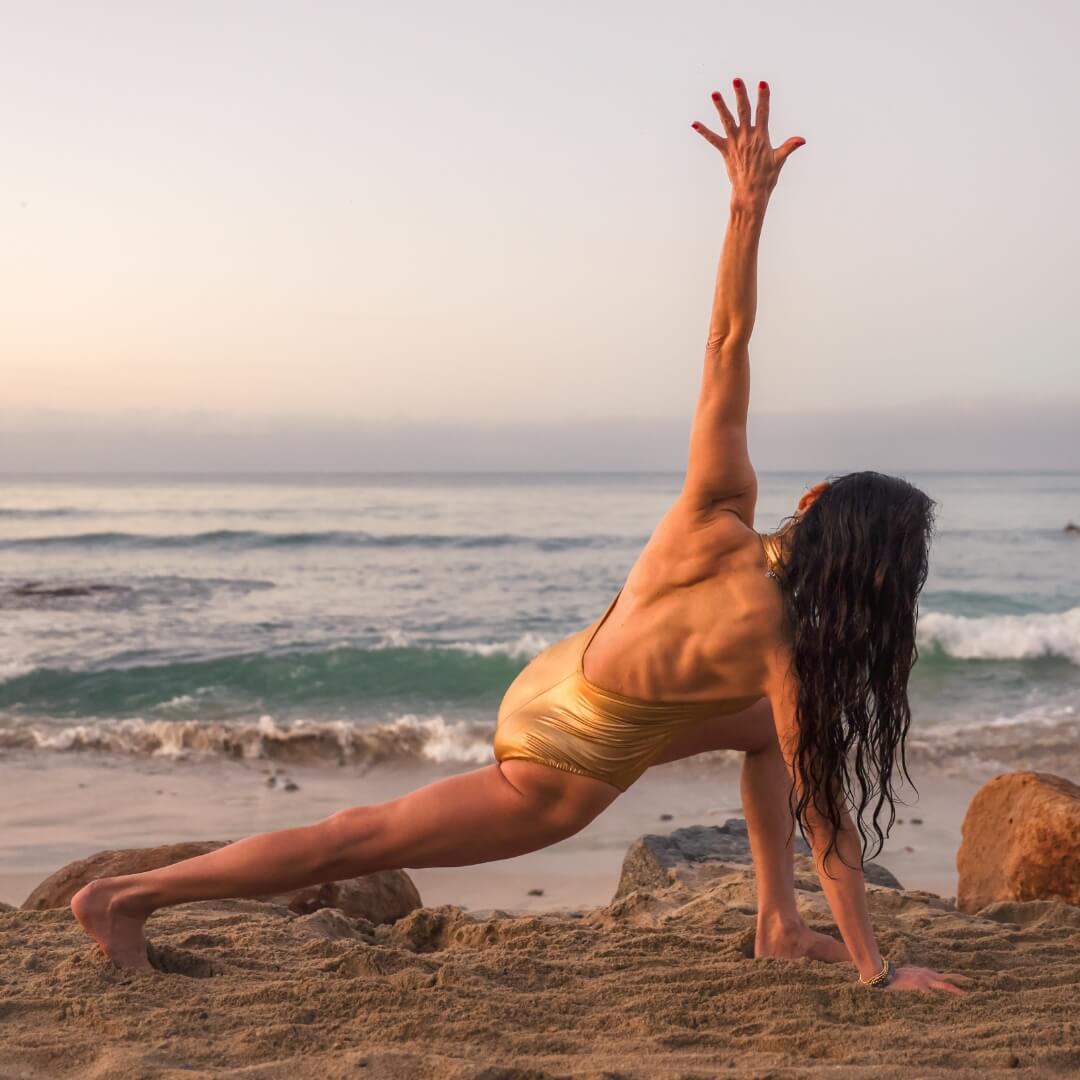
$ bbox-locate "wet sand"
[0,753,979,911]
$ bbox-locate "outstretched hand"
[884,965,973,994]
[692,78,805,206]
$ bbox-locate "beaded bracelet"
[858,958,896,988]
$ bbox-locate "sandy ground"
[0,753,978,913]
[1,856,1079,1080]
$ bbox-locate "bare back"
[581,500,784,707]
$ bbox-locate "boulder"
[957,771,1080,913]
[21,840,422,925]
[614,819,902,899]
[0,901,15,913]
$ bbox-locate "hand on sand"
[884,965,972,994]
[691,78,805,205]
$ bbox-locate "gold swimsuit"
[493,530,781,791]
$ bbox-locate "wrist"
[729,193,769,222]
[855,951,885,981]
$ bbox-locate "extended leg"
[72,761,618,970]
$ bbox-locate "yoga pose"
[74,79,966,993]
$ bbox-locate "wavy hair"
[772,471,936,866]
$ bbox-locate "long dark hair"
[773,471,936,865]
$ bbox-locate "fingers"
[691,121,727,154]
[733,77,752,127]
[775,136,806,164]
[933,978,968,994]
[756,80,770,131]
[710,91,737,138]
[939,972,974,986]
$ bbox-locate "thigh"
[650,696,776,766]
[369,761,620,869]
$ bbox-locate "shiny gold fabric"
[494,584,765,792]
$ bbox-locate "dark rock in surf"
[614,819,902,899]
[9,582,131,599]
[1064,522,1080,534]
[22,841,422,924]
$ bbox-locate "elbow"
[705,330,751,361]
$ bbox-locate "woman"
[74,79,966,993]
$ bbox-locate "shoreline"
[0,752,980,911]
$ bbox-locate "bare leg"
[739,740,848,963]
[72,761,618,970]
[651,699,849,964]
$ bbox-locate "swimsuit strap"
[757,532,782,579]
[579,589,623,675]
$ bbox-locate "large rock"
[614,819,902,899]
[957,771,1080,913]
[21,840,422,925]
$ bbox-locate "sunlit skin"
[73,80,968,993]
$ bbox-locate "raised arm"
[767,661,970,994]
[681,79,805,522]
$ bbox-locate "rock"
[21,841,422,925]
[527,888,544,896]
[1064,522,1080,534]
[22,841,229,910]
[0,901,15,913]
[957,771,1080,913]
[614,819,901,899]
[284,871,421,925]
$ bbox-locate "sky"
[4,1,1078,470]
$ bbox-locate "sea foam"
[919,606,1080,664]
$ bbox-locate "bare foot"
[755,919,850,965]
[71,877,153,971]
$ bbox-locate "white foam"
[446,632,550,660]
[371,629,550,660]
[387,713,494,764]
[0,658,35,681]
[919,606,1080,664]
[0,712,497,766]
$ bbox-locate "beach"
[3,833,1079,1079]
[2,472,1079,1076]
[0,752,985,914]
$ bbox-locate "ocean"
[2,471,1079,781]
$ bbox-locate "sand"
[1,858,1078,1079]
[0,753,982,913]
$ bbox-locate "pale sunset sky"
[3,1,1078,470]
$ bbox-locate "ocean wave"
[0,713,495,765]
[0,641,535,717]
[905,703,1080,774]
[0,507,79,519]
[919,606,1080,664]
[0,529,624,553]
[370,630,552,660]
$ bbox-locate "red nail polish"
[711,91,720,101]
[733,78,743,88]
[691,121,701,129]
[759,81,768,90]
